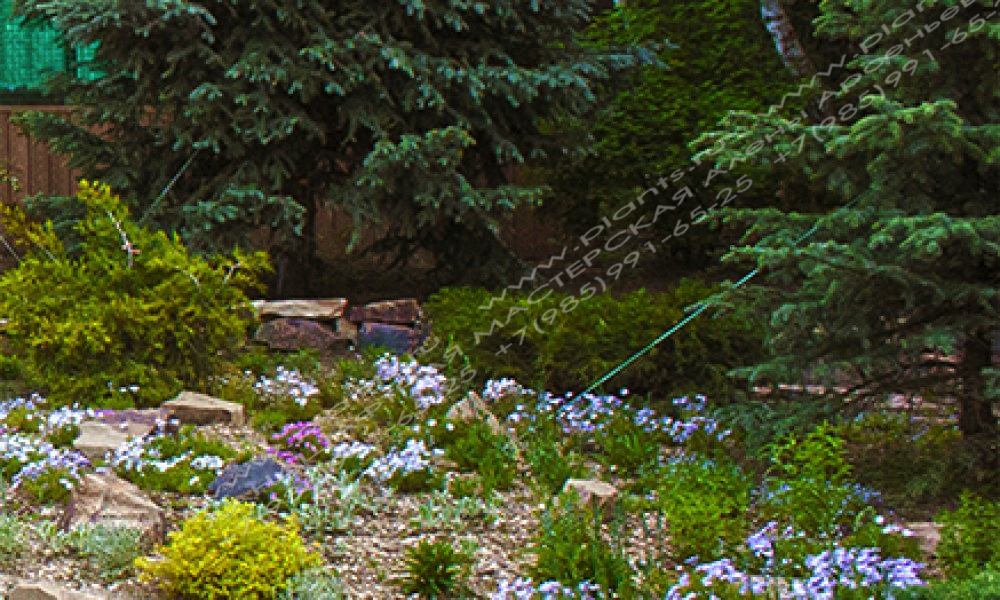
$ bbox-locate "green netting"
[1,0,100,93]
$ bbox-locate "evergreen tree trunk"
[959,326,998,466]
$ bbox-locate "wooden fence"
[0,105,78,204]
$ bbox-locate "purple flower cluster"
[374,354,449,409]
[108,433,227,477]
[363,438,441,483]
[792,547,924,598]
[667,542,925,599]
[267,421,333,465]
[482,378,533,402]
[330,441,376,461]
[11,447,90,491]
[0,394,43,420]
[504,389,729,445]
[255,366,320,408]
[492,578,603,599]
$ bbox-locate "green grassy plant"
[397,538,473,599]
[935,493,1000,580]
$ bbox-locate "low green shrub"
[70,524,149,580]
[936,493,1000,580]
[136,499,322,599]
[0,180,270,407]
[423,279,763,401]
[277,567,348,599]
[898,567,1000,600]
[0,513,25,562]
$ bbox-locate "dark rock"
[357,322,424,354]
[348,298,421,325]
[207,459,289,499]
[254,317,348,352]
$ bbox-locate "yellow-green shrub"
[135,499,322,599]
[0,180,270,407]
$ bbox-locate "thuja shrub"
[135,499,321,598]
[423,279,763,401]
[0,181,270,407]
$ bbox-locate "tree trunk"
[958,326,999,468]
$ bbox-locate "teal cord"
[580,199,859,395]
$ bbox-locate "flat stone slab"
[255,317,350,352]
[349,298,421,324]
[92,408,171,437]
[252,298,347,320]
[72,422,131,462]
[162,392,246,427]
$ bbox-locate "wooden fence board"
[0,105,78,203]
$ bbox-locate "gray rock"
[72,422,130,463]
[207,459,289,499]
[61,472,165,544]
[162,391,246,426]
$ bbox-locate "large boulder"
[61,472,165,543]
[207,458,289,500]
[161,392,245,427]
[254,317,348,353]
[72,422,130,462]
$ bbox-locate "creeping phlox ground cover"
[0,353,948,598]
[0,394,94,503]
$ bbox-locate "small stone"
[562,479,618,520]
[445,392,503,436]
[72,422,130,462]
[907,521,942,557]
[162,391,246,426]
